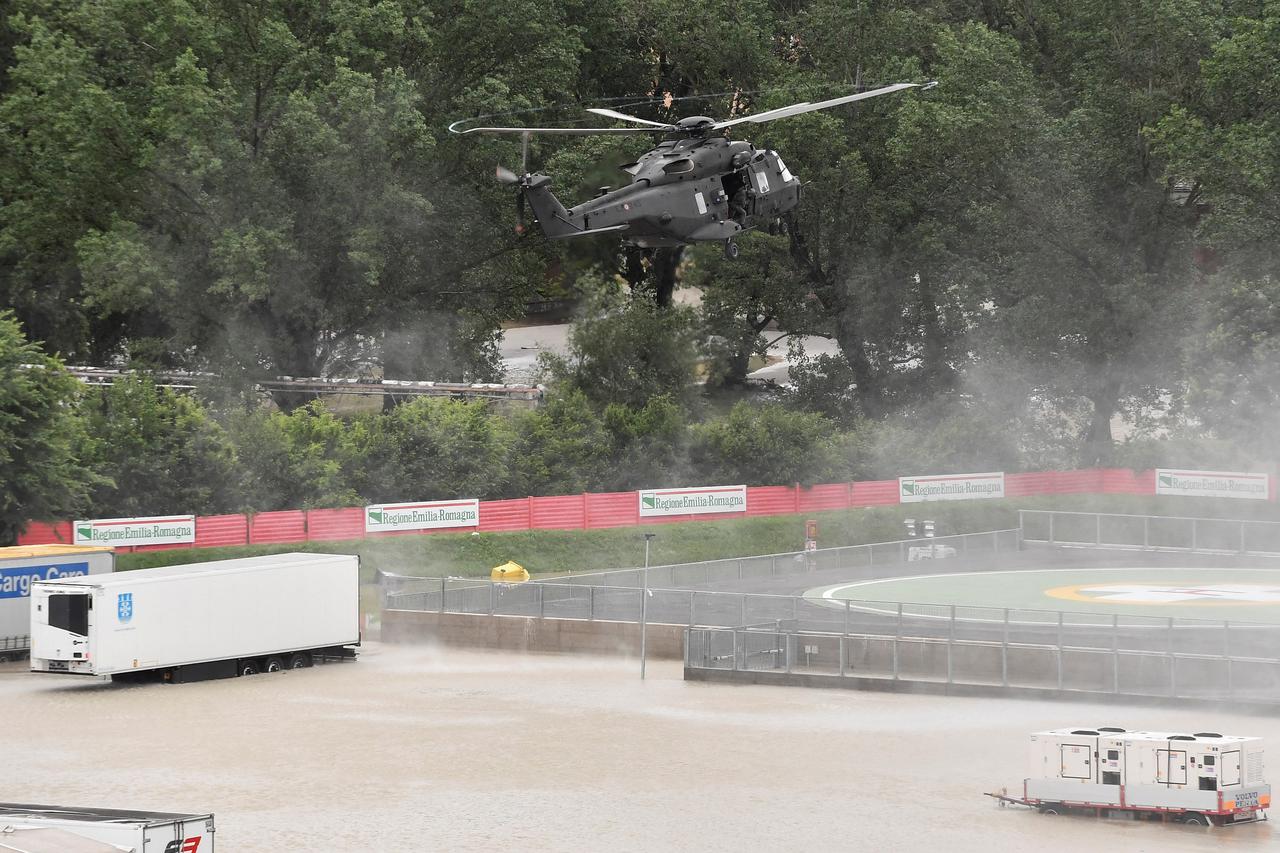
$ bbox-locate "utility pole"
[641,532,655,679]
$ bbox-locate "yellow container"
[490,561,529,583]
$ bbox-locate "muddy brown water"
[2,644,1276,851]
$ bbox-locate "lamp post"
[641,532,655,679]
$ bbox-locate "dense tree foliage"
[2,0,1279,531]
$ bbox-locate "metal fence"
[1020,510,1280,555]
[685,615,1280,706]
[541,528,1021,589]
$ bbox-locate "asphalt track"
[646,546,1280,657]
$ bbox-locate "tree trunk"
[1083,375,1122,465]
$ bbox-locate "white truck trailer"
[29,552,359,683]
[0,803,214,851]
[990,727,1270,826]
[0,545,114,660]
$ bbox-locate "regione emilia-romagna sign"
[638,485,747,517]
[365,499,480,532]
[899,472,1005,503]
[73,515,196,546]
[1155,469,1270,500]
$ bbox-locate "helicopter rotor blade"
[584,107,675,129]
[450,120,660,137]
[712,82,930,129]
[495,165,520,184]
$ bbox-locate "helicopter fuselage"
[523,134,801,248]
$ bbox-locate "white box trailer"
[1013,727,1270,826]
[0,803,214,852]
[29,553,359,683]
[0,546,114,660]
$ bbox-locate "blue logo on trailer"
[117,592,133,623]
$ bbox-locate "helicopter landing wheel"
[724,239,741,260]
[776,217,790,236]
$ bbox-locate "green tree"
[544,280,702,409]
[342,398,516,502]
[80,375,241,517]
[0,312,98,542]
[226,404,360,511]
[509,389,612,494]
[689,401,843,485]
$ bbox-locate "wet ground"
[2,644,1277,851]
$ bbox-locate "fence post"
[785,633,793,673]
[1224,620,1232,701]
[791,595,798,625]
[589,586,595,621]
[947,604,955,684]
[688,590,695,627]
[1057,611,1064,691]
[839,634,847,677]
[740,594,746,627]
[439,577,446,614]
[1049,512,1055,545]
[844,600,851,637]
[539,583,545,619]
[1113,615,1120,694]
[489,582,495,615]
[893,602,902,680]
[1096,513,1102,546]
[1001,609,1009,687]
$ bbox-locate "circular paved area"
[805,567,1280,623]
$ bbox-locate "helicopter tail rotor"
[495,165,520,184]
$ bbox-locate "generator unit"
[1010,727,1270,825]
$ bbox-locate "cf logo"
[163,839,201,853]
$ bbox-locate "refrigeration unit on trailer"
[29,552,359,683]
[990,727,1270,826]
[0,545,114,660]
[0,803,213,852]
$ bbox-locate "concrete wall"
[383,609,685,659]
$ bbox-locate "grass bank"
[115,493,1274,583]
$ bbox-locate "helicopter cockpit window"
[662,158,695,174]
[775,155,794,183]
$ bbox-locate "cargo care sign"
[74,516,196,546]
[639,485,747,517]
[899,472,1005,503]
[0,562,89,599]
[1155,469,1270,500]
[365,499,480,532]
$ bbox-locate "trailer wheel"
[1039,806,1061,816]
[238,660,260,677]
[288,652,312,669]
[1181,813,1208,826]
[264,656,284,673]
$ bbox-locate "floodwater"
[2,644,1277,852]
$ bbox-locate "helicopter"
[449,81,935,259]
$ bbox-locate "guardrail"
[1019,510,1280,554]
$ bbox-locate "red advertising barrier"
[15,468,1271,550]
[305,508,365,542]
[585,491,639,529]
[195,514,249,548]
[249,511,306,545]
